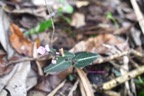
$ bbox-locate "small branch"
[1,49,142,68]
[1,52,50,67]
[44,0,56,46]
[96,65,144,90]
[93,49,142,64]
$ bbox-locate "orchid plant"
[37,44,100,74]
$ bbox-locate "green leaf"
[135,77,144,85]
[106,12,114,20]
[74,52,100,68]
[106,12,119,28]
[64,50,75,59]
[63,5,73,14]
[24,19,52,36]
[50,48,56,53]
[59,0,65,3]
[44,56,72,73]
[58,0,73,14]
[68,74,75,81]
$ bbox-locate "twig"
[68,79,79,96]
[1,52,50,67]
[130,0,144,35]
[96,65,144,90]
[93,49,142,64]
[1,49,142,68]
[109,61,128,71]
[47,79,66,96]
[44,0,55,46]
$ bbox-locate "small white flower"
[45,44,50,52]
[56,52,60,55]
[52,59,57,64]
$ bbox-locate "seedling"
[37,45,100,73]
[106,12,119,29]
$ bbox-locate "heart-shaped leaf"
[44,56,72,73]
[74,52,99,68]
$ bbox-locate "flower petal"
[37,46,46,55]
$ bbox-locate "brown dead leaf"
[10,0,22,3]
[71,12,86,28]
[70,33,129,54]
[10,23,33,56]
[35,75,62,93]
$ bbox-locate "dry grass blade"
[76,68,94,96]
[79,80,87,96]
[130,0,144,35]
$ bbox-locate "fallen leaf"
[0,61,32,96]
[35,75,62,93]
[28,90,47,96]
[10,23,33,56]
[0,63,19,94]
[10,0,22,3]
[71,12,86,28]
[70,33,129,54]
[3,5,47,18]
[0,9,15,59]
[125,12,137,21]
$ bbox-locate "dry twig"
[130,0,144,35]
[96,65,144,90]
[1,49,142,68]
[93,49,142,64]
